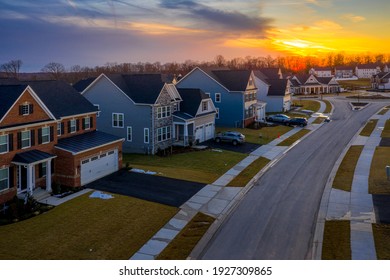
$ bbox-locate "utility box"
[387,166,390,181]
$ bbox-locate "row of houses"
[309,64,389,79]
[0,66,340,205]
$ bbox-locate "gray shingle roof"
[177,88,210,117]
[267,79,289,96]
[256,68,282,79]
[73,77,96,92]
[55,130,123,154]
[200,68,253,91]
[12,149,56,164]
[0,85,27,120]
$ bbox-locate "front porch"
[12,149,56,196]
[173,118,195,147]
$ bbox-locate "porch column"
[27,164,33,195]
[46,159,52,192]
[184,124,188,145]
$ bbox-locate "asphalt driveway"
[87,169,205,207]
[203,140,261,154]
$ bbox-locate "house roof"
[25,80,97,118]
[313,67,332,71]
[177,88,210,117]
[173,111,194,121]
[0,78,20,85]
[73,77,96,92]
[55,130,123,154]
[106,74,169,104]
[267,79,289,96]
[335,66,354,71]
[256,68,281,79]
[253,70,271,84]
[289,78,301,87]
[12,149,56,164]
[0,85,28,120]
[375,72,390,79]
[356,63,380,69]
[316,77,334,84]
[200,68,253,91]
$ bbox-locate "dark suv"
[288,117,308,127]
[214,131,245,146]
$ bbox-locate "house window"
[84,117,90,130]
[157,126,171,142]
[112,113,124,128]
[127,126,132,142]
[39,162,47,178]
[41,127,50,144]
[202,101,208,111]
[21,131,31,149]
[205,92,211,97]
[173,103,178,112]
[70,119,77,133]
[157,106,171,119]
[57,122,61,136]
[94,104,100,117]
[215,93,221,103]
[20,103,33,116]
[0,167,9,191]
[216,108,219,119]
[0,135,8,154]
[144,128,149,144]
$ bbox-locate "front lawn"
[293,99,321,112]
[382,120,390,138]
[123,150,246,184]
[227,157,270,187]
[277,129,310,146]
[360,119,378,137]
[217,126,292,145]
[333,145,364,192]
[322,220,351,260]
[0,193,177,259]
[369,147,390,194]
[372,224,390,260]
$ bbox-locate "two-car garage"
[195,122,214,143]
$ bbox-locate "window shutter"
[76,119,80,131]
[29,104,34,114]
[19,105,23,115]
[9,167,14,188]
[50,126,54,142]
[38,128,42,144]
[17,132,21,149]
[90,117,94,129]
[68,121,71,133]
[30,130,35,146]
[38,164,43,178]
[61,122,65,135]
[82,118,86,130]
[8,134,13,151]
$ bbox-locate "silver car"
[268,114,290,123]
[214,131,245,146]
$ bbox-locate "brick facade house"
[0,80,123,205]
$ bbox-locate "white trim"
[94,104,100,117]
[54,139,124,155]
[57,122,62,136]
[0,167,9,192]
[126,126,132,142]
[84,117,91,130]
[215,93,221,103]
[21,130,31,149]
[144,128,150,144]
[0,120,57,133]
[41,126,50,144]
[112,113,124,128]
[215,108,220,119]
[0,134,8,154]
[70,119,77,134]
[12,155,57,166]
[59,112,97,120]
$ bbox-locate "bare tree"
[214,55,226,67]
[41,62,66,80]
[1,59,23,79]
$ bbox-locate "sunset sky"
[0,0,389,71]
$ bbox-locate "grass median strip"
[156,212,215,260]
[123,150,246,184]
[369,147,390,194]
[372,224,390,260]
[323,100,332,114]
[0,193,178,259]
[360,119,378,137]
[227,157,270,187]
[381,120,390,138]
[322,220,351,260]
[277,129,310,146]
[378,108,389,115]
[312,117,325,124]
[333,145,364,192]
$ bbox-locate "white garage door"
[195,125,204,143]
[80,150,118,186]
[205,123,214,141]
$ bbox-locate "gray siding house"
[80,73,181,154]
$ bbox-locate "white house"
[372,72,390,90]
[355,64,381,79]
[309,67,333,77]
[335,66,355,79]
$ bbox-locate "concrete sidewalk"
[317,107,390,260]
[131,99,330,260]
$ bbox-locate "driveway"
[87,169,205,207]
[203,140,261,154]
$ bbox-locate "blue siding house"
[176,67,258,128]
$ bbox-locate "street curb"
[188,100,333,260]
[311,103,387,260]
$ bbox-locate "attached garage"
[80,150,118,185]
[195,122,214,143]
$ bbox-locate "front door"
[18,166,27,192]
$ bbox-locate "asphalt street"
[200,98,388,260]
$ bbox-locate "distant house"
[334,66,355,79]
[309,67,333,77]
[0,80,123,205]
[371,72,390,90]
[291,74,340,94]
[176,67,258,128]
[383,65,389,73]
[355,64,381,79]
[254,70,291,113]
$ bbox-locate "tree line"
[2,52,390,84]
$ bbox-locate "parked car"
[267,114,290,123]
[288,117,308,127]
[214,131,245,146]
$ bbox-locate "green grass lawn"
[156,212,215,260]
[338,79,371,89]
[378,108,389,115]
[0,193,177,259]
[333,146,364,192]
[312,117,326,124]
[323,100,332,114]
[123,150,246,184]
[293,99,321,112]
[322,220,351,260]
[360,119,378,137]
[382,120,390,138]
[277,129,310,146]
[372,224,390,260]
[227,157,270,187]
[217,126,292,145]
[369,147,390,194]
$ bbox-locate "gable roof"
[0,77,20,85]
[0,85,28,120]
[196,68,254,92]
[356,63,380,70]
[335,66,354,71]
[312,66,332,71]
[256,68,282,79]
[267,79,289,96]
[253,70,271,85]
[73,77,96,92]
[177,88,210,117]
[316,77,335,84]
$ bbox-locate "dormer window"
[202,101,208,111]
[19,103,33,116]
